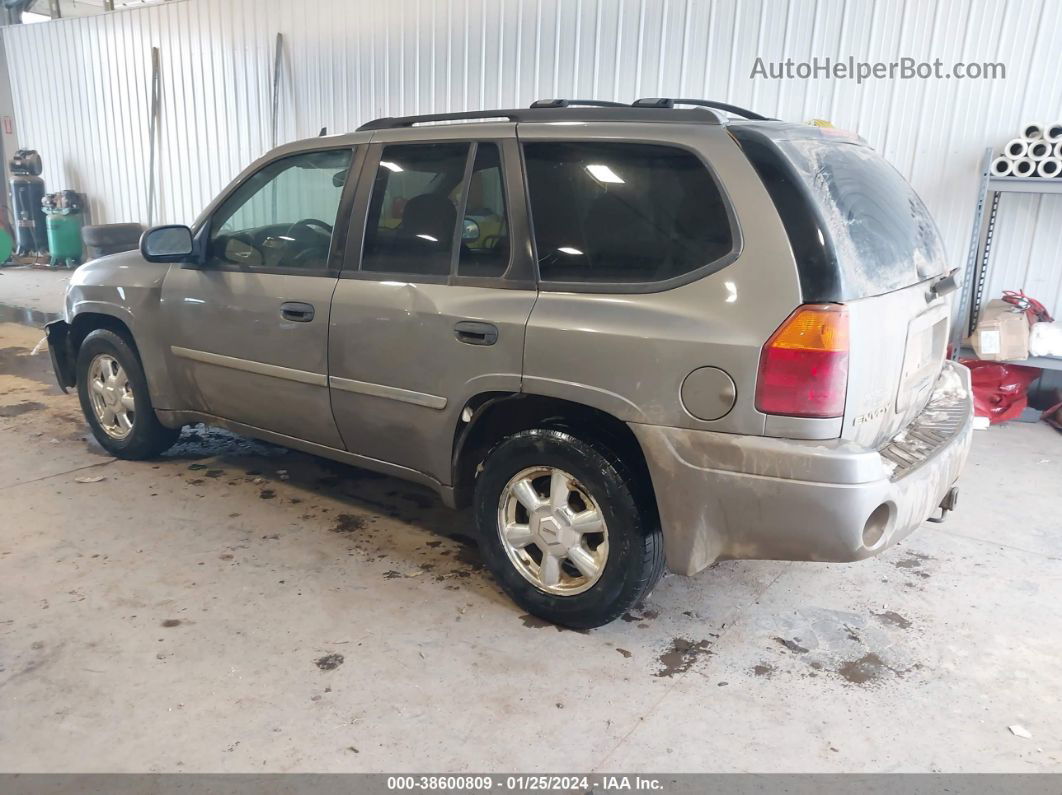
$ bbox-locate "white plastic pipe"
[1030,322,1062,357]
[990,156,1014,176]
[1046,123,1062,142]
[1055,140,1062,159]
[1022,122,1045,139]
[1028,139,1053,159]
[1005,138,1029,158]
[1013,158,1036,177]
[1036,158,1062,178]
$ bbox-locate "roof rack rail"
[358,109,522,131]
[356,102,739,131]
[529,98,629,108]
[632,97,774,121]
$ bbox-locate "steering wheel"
[286,218,333,237]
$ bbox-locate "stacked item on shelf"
[968,298,1032,361]
[962,291,1059,425]
[967,289,1059,361]
[990,122,1062,178]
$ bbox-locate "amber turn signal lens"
[766,305,849,352]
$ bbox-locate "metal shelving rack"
[952,147,1062,372]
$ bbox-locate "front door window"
[207,148,353,271]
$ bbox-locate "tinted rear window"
[362,142,469,276]
[734,126,945,300]
[523,142,734,285]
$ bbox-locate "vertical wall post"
[270,32,283,150]
[0,35,18,231]
[146,46,160,226]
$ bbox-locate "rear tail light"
[755,304,849,418]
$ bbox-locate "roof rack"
[358,109,522,130]
[529,98,629,108]
[357,106,725,131]
[356,97,774,131]
[632,97,774,121]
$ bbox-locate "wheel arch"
[451,392,657,517]
[69,310,139,357]
[66,308,179,413]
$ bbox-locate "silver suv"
[46,99,973,627]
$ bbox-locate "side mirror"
[140,225,194,262]
[462,217,481,242]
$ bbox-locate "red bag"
[960,359,1041,423]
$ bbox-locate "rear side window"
[523,142,733,284]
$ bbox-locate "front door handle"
[281,301,315,322]
[454,320,498,346]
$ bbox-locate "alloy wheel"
[497,466,609,596]
[87,353,135,440]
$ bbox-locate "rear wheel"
[474,429,664,628]
[76,329,180,459]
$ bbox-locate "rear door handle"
[281,301,315,322]
[454,320,498,346]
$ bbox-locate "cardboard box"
[969,299,1030,361]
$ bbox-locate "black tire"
[80,223,145,247]
[76,328,180,459]
[474,429,665,629]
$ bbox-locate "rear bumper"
[45,319,76,392]
[632,361,974,575]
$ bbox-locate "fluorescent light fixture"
[416,234,438,242]
[380,161,403,172]
[557,246,583,256]
[586,164,624,184]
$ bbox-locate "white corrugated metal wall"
[4,0,1062,315]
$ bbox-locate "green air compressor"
[42,190,84,268]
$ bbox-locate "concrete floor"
[0,279,1060,772]
[0,266,70,317]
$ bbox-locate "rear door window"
[457,144,510,278]
[522,142,734,285]
[361,143,470,276]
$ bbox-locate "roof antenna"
[319,126,328,136]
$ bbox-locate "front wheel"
[76,328,180,459]
[474,429,665,628]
